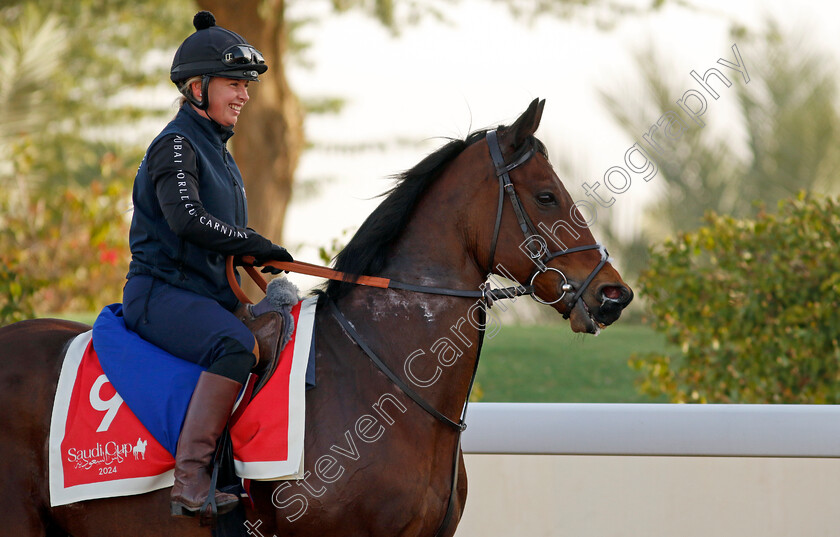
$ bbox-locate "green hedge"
[631,193,840,403]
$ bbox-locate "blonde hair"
[176,76,204,108]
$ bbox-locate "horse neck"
[343,177,487,423]
[383,164,486,289]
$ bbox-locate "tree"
[0,0,438,317]
[596,22,840,402]
[594,22,840,282]
[194,0,303,246]
[192,0,445,244]
[0,0,686,320]
[0,1,194,320]
[1,1,194,190]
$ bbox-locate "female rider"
[122,11,291,518]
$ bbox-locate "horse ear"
[501,98,546,148]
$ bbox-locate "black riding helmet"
[170,11,268,110]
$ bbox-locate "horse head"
[327,98,631,333]
[464,98,633,333]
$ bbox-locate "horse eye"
[536,192,557,205]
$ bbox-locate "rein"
[227,129,613,536]
[225,256,532,306]
[227,130,607,311]
[228,257,482,537]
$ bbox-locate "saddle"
[233,276,300,395]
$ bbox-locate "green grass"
[475,322,673,403]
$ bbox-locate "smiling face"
[191,76,250,127]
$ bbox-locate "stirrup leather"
[235,305,285,395]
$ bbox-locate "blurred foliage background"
[1,1,192,322]
[631,195,840,403]
[596,21,840,284]
[2,1,840,403]
[590,20,840,403]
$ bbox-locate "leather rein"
[227,130,611,536]
[228,129,608,313]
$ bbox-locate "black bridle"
[484,129,609,318]
[325,129,615,537]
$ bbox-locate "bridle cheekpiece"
[484,129,609,318]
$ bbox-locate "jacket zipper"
[223,143,246,226]
[177,237,187,280]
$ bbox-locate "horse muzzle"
[565,282,633,334]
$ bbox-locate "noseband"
[232,130,610,318]
[231,129,616,537]
[484,130,609,318]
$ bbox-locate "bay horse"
[0,99,632,536]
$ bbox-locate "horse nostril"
[601,286,623,301]
[600,285,633,307]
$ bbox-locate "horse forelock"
[323,127,545,300]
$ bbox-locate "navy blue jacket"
[127,103,273,310]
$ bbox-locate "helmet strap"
[179,75,232,132]
[179,75,211,110]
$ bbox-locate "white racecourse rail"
[460,402,840,457]
[455,403,840,537]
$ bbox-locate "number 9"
[89,374,123,432]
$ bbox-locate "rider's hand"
[252,244,294,274]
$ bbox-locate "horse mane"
[322,127,548,301]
